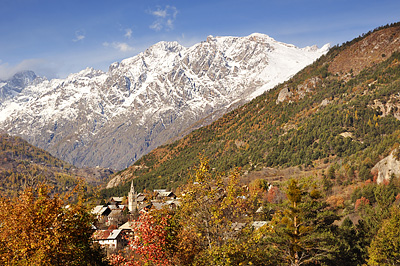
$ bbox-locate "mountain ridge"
[102,22,400,194]
[0,33,328,170]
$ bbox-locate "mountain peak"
[0,33,327,170]
[247,32,275,42]
[146,40,184,53]
[9,70,37,86]
[0,70,37,103]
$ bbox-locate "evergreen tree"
[368,206,400,265]
[265,179,338,266]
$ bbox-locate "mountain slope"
[103,23,400,194]
[0,134,113,196]
[0,34,328,170]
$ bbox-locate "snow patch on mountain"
[0,34,329,169]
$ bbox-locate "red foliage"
[108,254,128,265]
[382,179,390,186]
[355,196,370,210]
[267,186,279,203]
[110,212,171,266]
[396,193,400,201]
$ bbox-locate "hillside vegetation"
[102,23,400,197]
[0,134,112,196]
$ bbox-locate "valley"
[1,20,400,266]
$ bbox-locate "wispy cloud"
[152,9,167,18]
[0,58,57,80]
[73,30,85,42]
[124,28,133,39]
[103,42,134,52]
[149,5,178,31]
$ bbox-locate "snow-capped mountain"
[0,33,329,169]
[0,71,37,103]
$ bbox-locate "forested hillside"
[0,134,112,196]
[103,22,400,196]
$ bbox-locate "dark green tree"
[265,179,338,266]
[368,206,400,265]
[328,217,366,266]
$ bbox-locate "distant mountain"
[102,23,400,194]
[0,71,37,103]
[0,134,113,196]
[0,34,328,170]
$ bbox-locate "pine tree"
[368,206,400,265]
[266,179,338,266]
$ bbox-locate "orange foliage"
[326,195,345,208]
[355,196,370,210]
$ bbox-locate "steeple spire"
[128,181,136,212]
[130,181,135,195]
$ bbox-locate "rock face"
[276,76,322,104]
[0,34,328,170]
[371,149,400,183]
[276,86,293,104]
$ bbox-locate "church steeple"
[130,181,135,195]
[128,181,136,212]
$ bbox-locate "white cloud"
[149,5,178,31]
[0,58,57,80]
[73,30,86,42]
[152,9,167,18]
[125,28,133,39]
[103,42,134,52]
[149,22,163,31]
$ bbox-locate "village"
[90,180,272,257]
[91,182,180,255]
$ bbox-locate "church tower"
[128,181,137,212]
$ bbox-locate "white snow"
[0,33,329,168]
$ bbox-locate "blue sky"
[0,0,399,80]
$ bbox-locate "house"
[106,209,123,226]
[118,204,127,210]
[150,199,181,210]
[92,229,126,250]
[118,220,138,239]
[136,195,147,203]
[251,221,270,230]
[166,199,180,208]
[108,197,124,205]
[119,220,137,231]
[153,189,167,193]
[150,201,165,210]
[154,190,176,200]
[231,222,246,231]
[108,204,120,211]
[91,205,111,219]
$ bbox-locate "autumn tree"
[131,211,171,266]
[0,183,108,266]
[265,179,338,266]
[175,156,263,265]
